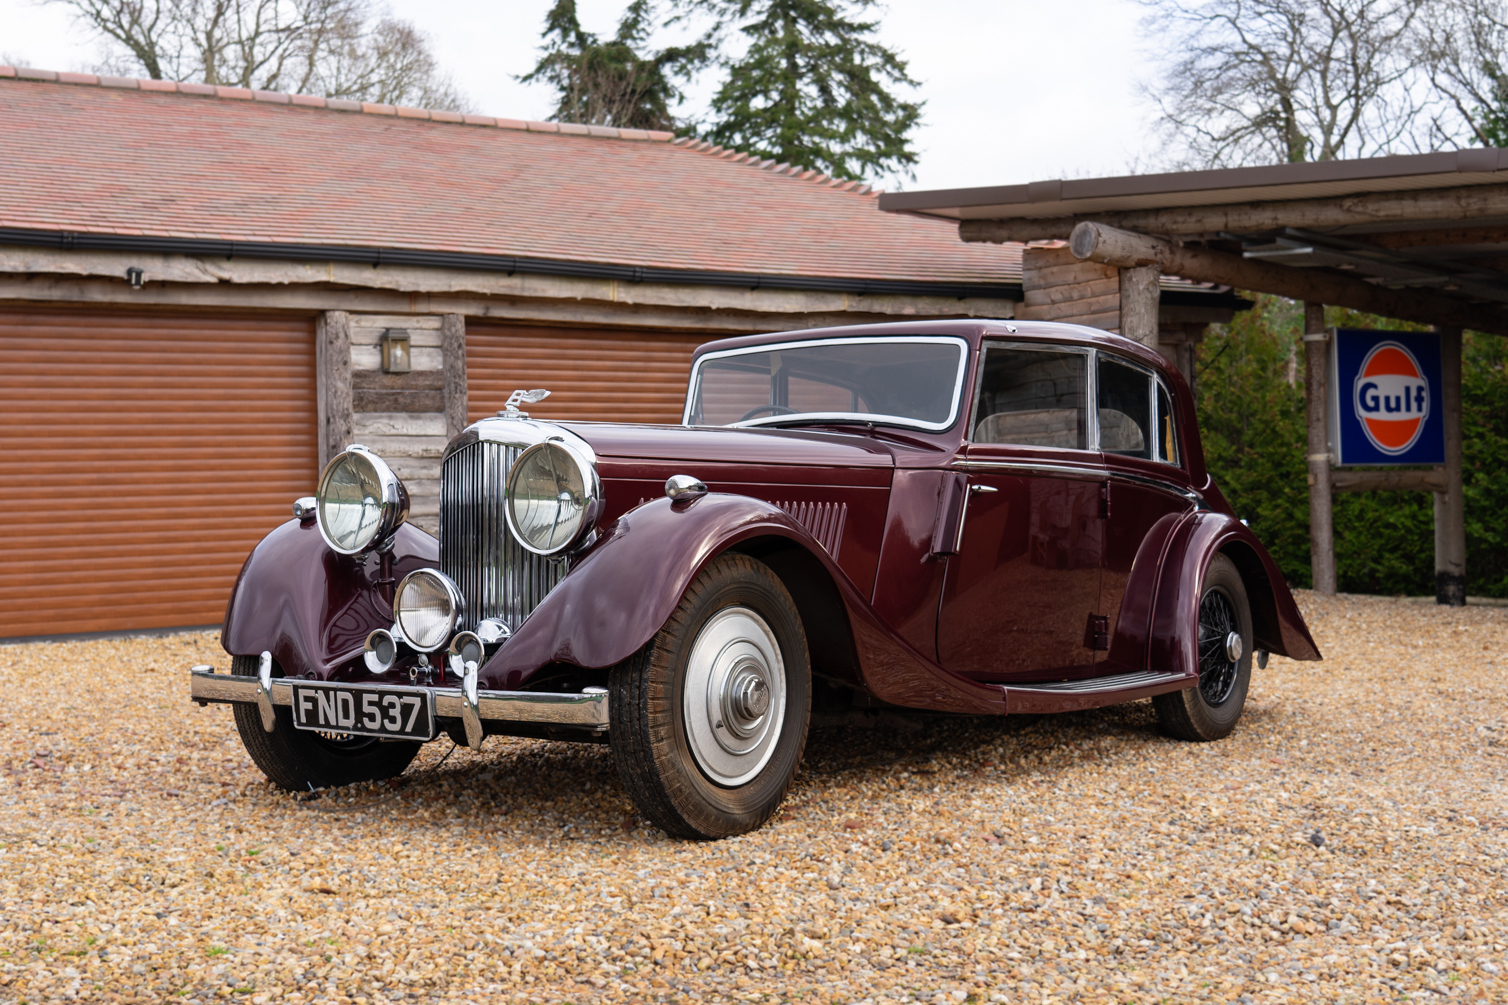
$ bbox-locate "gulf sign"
[1331,329,1444,466]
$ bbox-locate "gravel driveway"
[2,591,1506,1004]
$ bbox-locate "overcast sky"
[0,0,1159,192]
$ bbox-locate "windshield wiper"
[754,417,878,430]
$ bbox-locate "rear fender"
[482,494,1006,714]
[220,519,439,679]
[1147,512,1322,677]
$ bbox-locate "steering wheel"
[738,404,800,422]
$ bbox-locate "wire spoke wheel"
[1154,553,1253,742]
[1197,587,1240,706]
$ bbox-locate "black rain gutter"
[0,226,1028,302]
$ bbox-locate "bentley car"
[190,320,1320,838]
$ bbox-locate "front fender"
[1147,512,1322,678]
[220,519,439,679]
[481,494,1007,714]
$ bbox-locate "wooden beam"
[959,182,1508,242]
[1067,222,1508,335]
[1359,225,1508,250]
[1331,468,1447,492]
[0,245,1022,322]
[0,274,1017,331]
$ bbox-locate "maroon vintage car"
[190,320,1320,838]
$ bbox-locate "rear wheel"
[230,655,421,791]
[609,553,811,839]
[1154,553,1253,742]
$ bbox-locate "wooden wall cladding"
[0,307,316,639]
[352,369,445,413]
[466,322,717,425]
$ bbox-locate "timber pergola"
[878,149,1508,605]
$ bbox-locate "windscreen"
[687,338,966,430]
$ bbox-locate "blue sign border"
[1329,328,1444,466]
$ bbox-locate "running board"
[1005,669,1193,714]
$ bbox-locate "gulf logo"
[1352,340,1429,455]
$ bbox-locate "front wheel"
[1153,553,1253,742]
[609,553,811,839]
[231,655,421,791]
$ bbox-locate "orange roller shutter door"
[467,322,715,425]
[0,307,317,638]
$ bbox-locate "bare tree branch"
[1417,0,1508,147]
[45,0,469,110]
[1139,0,1430,168]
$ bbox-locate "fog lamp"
[394,569,463,652]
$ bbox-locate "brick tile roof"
[0,68,1028,289]
[0,68,1236,299]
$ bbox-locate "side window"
[1097,356,1153,459]
[1156,380,1181,466]
[971,347,1087,449]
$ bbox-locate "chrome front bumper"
[189,669,609,731]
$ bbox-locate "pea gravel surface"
[3,591,1507,1005]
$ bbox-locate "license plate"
[290,682,435,741]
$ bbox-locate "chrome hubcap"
[683,607,786,786]
[1225,631,1244,663]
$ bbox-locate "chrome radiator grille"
[439,440,567,632]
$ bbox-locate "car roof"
[691,319,1181,382]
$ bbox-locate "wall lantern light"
[380,330,412,374]
[125,267,144,289]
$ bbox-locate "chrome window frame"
[1093,350,1164,462]
[968,340,1097,452]
[684,335,971,433]
[1152,375,1182,467]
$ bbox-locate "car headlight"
[505,440,602,555]
[394,569,464,652]
[315,446,408,555]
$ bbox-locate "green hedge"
[1194,295,1508,597]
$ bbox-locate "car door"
[1095,353,1199,673]
[936,342,1106,682]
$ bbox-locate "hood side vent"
[776,501,847,557]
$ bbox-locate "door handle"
[969,485,998,494]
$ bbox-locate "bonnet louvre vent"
[776,500,847,557]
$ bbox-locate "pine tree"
[520,0,708,131]
[697,0,922,181]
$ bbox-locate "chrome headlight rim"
[394,568,464,653]
[315,445,409,556]
[504,439,603,557]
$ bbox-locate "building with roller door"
[0,66,1248,640]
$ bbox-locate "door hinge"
[929,471,969,558]
[1084,614,1110,651]
[1099,481,1111,519]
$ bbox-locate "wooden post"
[441,313,468,439]
[1434,325,1466,605]
[316,310,353,471]
[1304,302,1337,595]
[1119,264,1161,347]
